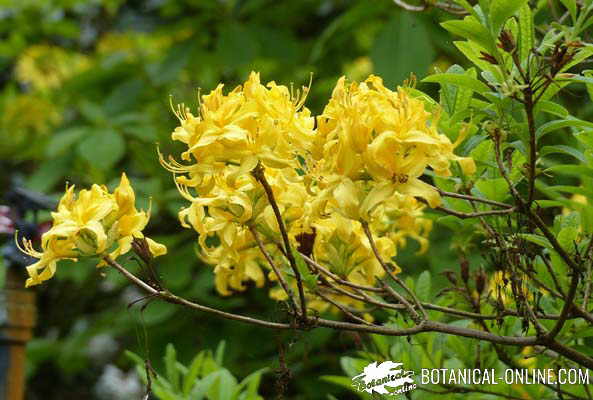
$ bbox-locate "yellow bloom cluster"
[15,45,90,91]
[164,72,475,305]
[19,174,166,287]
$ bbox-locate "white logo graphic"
[352,361,417,395]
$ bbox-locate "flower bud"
[460,259,470,283]
[498,30,516,53]
[475,268,487,295]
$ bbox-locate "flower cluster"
[15,45,90,92]
[163,72,475,305]
[18,174,166,287]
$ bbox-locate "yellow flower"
[18,173,166,287]
[311,75,474,208]
[312,214,395,286]
[198,227,268,296]
[15,45,89,91]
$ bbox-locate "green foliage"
[126,342,267,400]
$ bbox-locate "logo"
[352,361,417,396]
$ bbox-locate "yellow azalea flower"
[312,214,395,286]
[162,72,472,309]
[161,71,315,196]
[18,173,166,287]
[311,75,474,208]
[15,45,90,91]
[198,227,268,296]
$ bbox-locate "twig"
[252,163,308,318]
[429,204,516,219]
[361,221,428,321]
[315,291,374,326]
[299,252,385,293]
[250,226,298,316]
[437,189,514,208]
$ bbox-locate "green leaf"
[423,73,490,94]
[534,100,569,118]
[441,16,496,54]
[183,352,205,395]
[77,128,125,170]
[540,145,586,162]
[536,118,593,139]
[518,4,534,62]
[574,130,593,147]
[165,344,180,392]
[371,12,435,87]
[560,0,578,23]
[490,0,528,35]
[26,156,72,193]
[215,341,226,366]
[439,65,476,114]
[546,164,593,178]
[558,226,579,251]
[518,233,553,250]
[150,39,196,85]
[585,70,593,102]
[475,178,509,202]
[46,127,88,158]
[416,271,431,301]
[206,369,238,400]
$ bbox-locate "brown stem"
[252,163,308,318]
[249,226,298,316]
[361,221,428,321]
[437,189,514,208]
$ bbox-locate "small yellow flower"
[18,173,166,287]
[15,45,89,91]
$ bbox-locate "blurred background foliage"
[0,0,588,399]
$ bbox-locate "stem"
[525,90,538,207]
[249,226,298,316]
[252,164,308,318]
[361,221,428,321]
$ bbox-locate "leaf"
[558,226,579,251]
[26,156,72,193]
[489,0,528,35]
[546,164,593,178]
[439,65,476,114]
[560,0,578,23]
[416,270,431,301]
[233,367,268,399]
[371,12,435,87]
[536,118,593,139]
[540,145,585,162]
[320,375,358,392]
[183,352,205,395]
[574,130,593,147]
[77,128,125,170]
[518,4,534,62]
[165,344,180,392]
[46,127,88,158]
[441,16,496,54]
[475,178,509,202]
[585,70,593,102]
[150,39,196,85]
[534,100,569,118]
[423,73,490,94]
[517,234,553,250]
[215,341,226,366]
[206,369,238,400]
